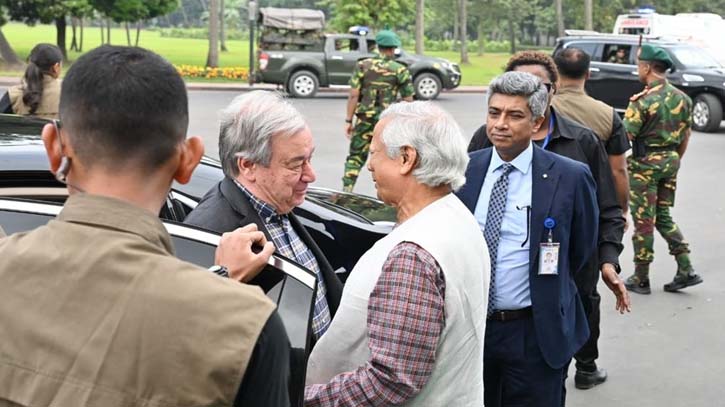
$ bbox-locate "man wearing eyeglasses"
[185,90,343,343]
[468,51,628,402]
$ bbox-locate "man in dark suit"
[184,90,343,341]
[469,51,629,393]
[456,71,599,406]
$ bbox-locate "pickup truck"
[257,33,462,100]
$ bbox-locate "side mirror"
[394,48,402,57]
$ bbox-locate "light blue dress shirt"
[474,143,533,310]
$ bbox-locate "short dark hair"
[505,51,559,84]
[554,47,591,79]
[59,45,188,171]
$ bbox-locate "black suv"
[554,34,725,132]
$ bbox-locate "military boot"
[664,272,703,292]
[625,264,651,294]
[625,274,651,294]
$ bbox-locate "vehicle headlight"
[441,62,453,70]
[682,74,705,82]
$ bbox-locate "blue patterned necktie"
[484,163,515,315]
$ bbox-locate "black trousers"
[484,317,564,407]
[561,261,602,406]
[574,287,601,371]
[573,258,602,371]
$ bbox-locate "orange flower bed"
[175,65,249,80]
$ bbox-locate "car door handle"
[331,55,344,60]
[589,67,600,72]
[631,71,639,75]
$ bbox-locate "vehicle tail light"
[259,52,269,71]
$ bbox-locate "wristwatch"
[345,118,353,123]
[208,265,230,278]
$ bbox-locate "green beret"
[639,44,673,69]
[375,30,401,48]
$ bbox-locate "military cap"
[375,30,401,48]
[639,44,673,69]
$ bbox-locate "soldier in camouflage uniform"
[342,30,414,192]
[623,44,703,294]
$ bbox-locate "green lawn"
[2,22,509,85]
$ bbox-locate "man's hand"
[345,122,353,139]
[215,224,275,283]
[601,263,631,314]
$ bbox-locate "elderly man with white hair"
[304,101,490,406]
[185,90,343,339]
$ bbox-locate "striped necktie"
[484,163,515,315]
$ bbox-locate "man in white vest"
[305,101,489,406]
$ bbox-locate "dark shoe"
[664,273,703,292]
[625,274,651,294]
[575,367,608,389]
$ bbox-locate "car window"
[334,38,361,53]
[0,208,55,234]
[366,39,376,53]
[602,44,634,64]
[670,46,721,68]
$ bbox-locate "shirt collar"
[233,180,285,224]
[647,78,667,88]
[58,193,174,255]
[491,141,533,175]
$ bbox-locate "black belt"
[646,145,678,153]
[488,306,533,322]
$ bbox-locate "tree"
[206,0,219,67]
[90,0,178,46]
[3,0,72,60]
[0,28,21,66]
[220,0,227,51]
[458,0,468,63]
[322,0,415,31]
[555,0,564,37]
[66,0,92,52]
[415,0,424,54]
[584,0,592,30]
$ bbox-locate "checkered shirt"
[304,241,446,406]
[236,182,331,339]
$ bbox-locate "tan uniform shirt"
[8,75,61,120]
[553,86,615,142]
[0,194,275,407]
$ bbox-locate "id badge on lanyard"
[538,216,560,276]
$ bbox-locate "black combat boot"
[625,274,651,294]
[664,272,703,292]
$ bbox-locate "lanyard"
[541,115,555,150]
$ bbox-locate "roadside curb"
[0,76,488,94]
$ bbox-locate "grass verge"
[2,22,512,85]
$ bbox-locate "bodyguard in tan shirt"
[0,46,290,407]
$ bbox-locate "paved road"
[189,90,725,407]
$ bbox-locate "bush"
[160,28,249,41]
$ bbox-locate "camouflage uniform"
[623,78,693,281]
[342,55,414,191]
